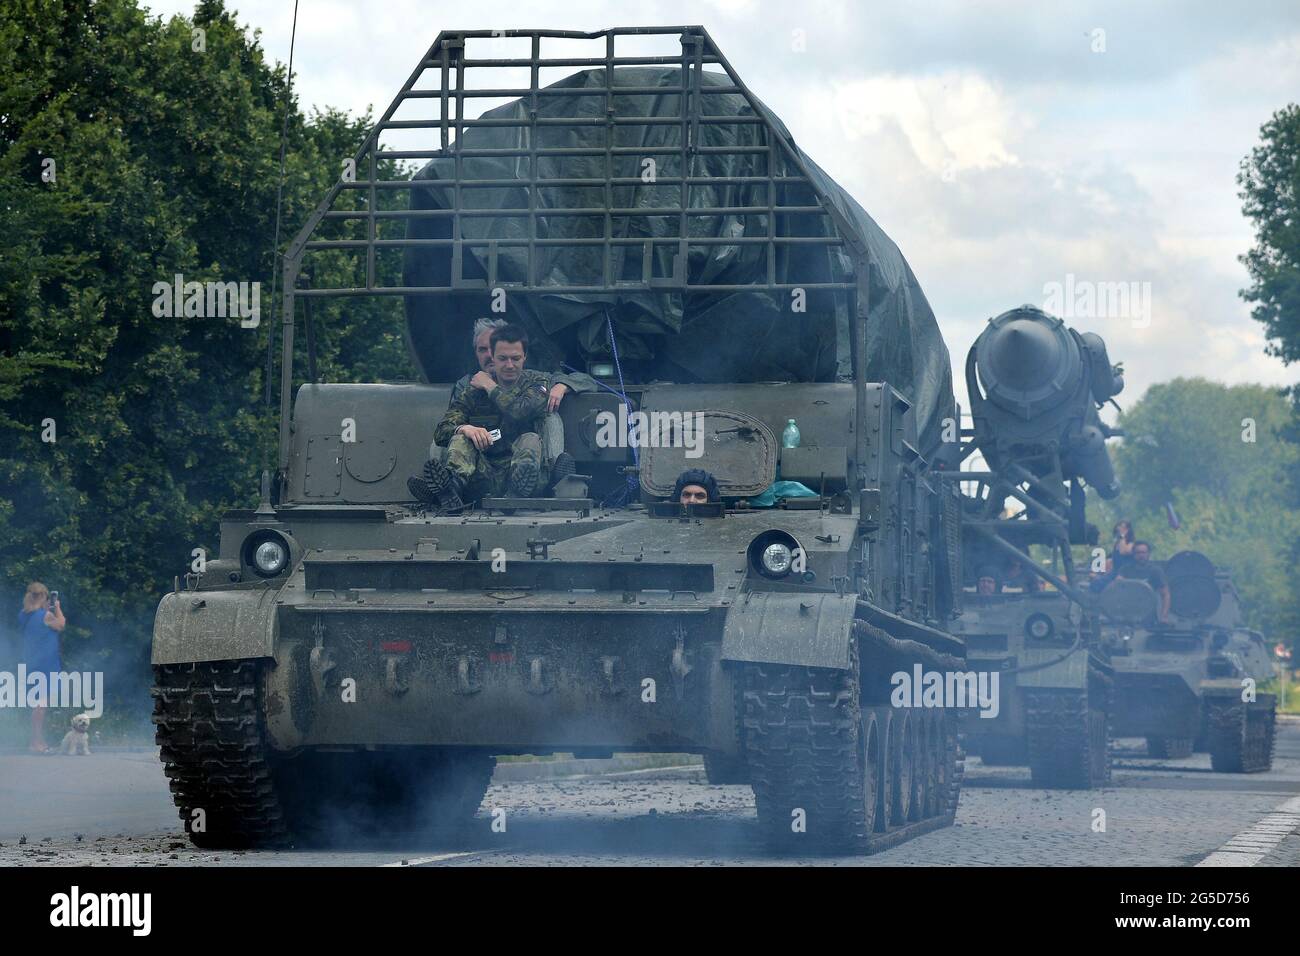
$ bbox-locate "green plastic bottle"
[781,419,801,448]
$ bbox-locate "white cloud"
[823,73,1022,175]
[136,0,1298,397]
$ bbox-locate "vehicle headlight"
[243,530,292,578]
[1025,613,1055,640]
[762,543,793,575]
[255,540,287,575]
[747,530,803,580]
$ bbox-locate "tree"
[1239,104,1300,369]
[1102,378,1300,642]
[0,0,412,724]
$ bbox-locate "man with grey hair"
[411,318,592,508]
[451,317,509,404]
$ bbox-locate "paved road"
[2,719,1298,866]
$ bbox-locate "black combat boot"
[506,457,539,498]
[550,451,576,489]
[423,458,467,513]
[407,474,437,507]
[436,477,466,514]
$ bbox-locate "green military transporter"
[152,27,968,853]
[947,306,1125,788]
[1104,550,1277,772]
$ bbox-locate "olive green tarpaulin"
[404,67,954,452]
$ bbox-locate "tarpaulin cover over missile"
[403,66,955,453]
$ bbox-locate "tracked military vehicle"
[152,26,967,853]
[948,306,1123,788]
[1104,551,1277,772]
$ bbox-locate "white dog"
[59,712,92,755]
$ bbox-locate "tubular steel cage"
[277,26,871,488]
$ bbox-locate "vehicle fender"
[152,587,278,666]
[721,591,856,670]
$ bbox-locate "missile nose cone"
[987,319,1061,391]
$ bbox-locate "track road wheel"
[888,710,917,826]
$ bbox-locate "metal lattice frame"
[277,26,872,489]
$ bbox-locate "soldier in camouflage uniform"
[410,324,551,511]
[428,317,589,490]
[450,317,509,404]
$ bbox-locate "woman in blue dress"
[18,582,65,753]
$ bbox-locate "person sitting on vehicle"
[412,324,551,512]
[542,366,599,486]
[450,317,508,404]
[438,317,585,489]
[1001,559,1044,592]
[1108,519,1136,573]
[673,468,720,505]
[1118,540,1171,623]
[975,569,999,596]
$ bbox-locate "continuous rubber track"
[741,642,962,854]
[1207,695,1277,773]
[152,660,290,849]
[1024,666,1112,789]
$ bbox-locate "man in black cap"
[673,468,720,505]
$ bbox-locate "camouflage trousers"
[430,413,564,465]
[445,431,543,498]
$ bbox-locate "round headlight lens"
[762,542,793,576]
[1025,614,1054,640]
[254,539,287,575]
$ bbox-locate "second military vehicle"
[1104,550,1277,772]
[948,305,1124,788]
[152,26,968,853]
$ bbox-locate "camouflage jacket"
[451,368,597,405]
[435,368,552,456]
[449,372,475,406]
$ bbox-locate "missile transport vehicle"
[948,306,1123,788]
[1103,551,1277,772]
[151,26,967,853]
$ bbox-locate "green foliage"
[1100,378,1300,643]
[0,0,413,695]
[1239,104,1300,369]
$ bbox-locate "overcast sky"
[145,0,1300,412]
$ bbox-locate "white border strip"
[1196,795,1300,867]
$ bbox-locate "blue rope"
[560,362,630,401]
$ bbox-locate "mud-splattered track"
[3,721,1299,867]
